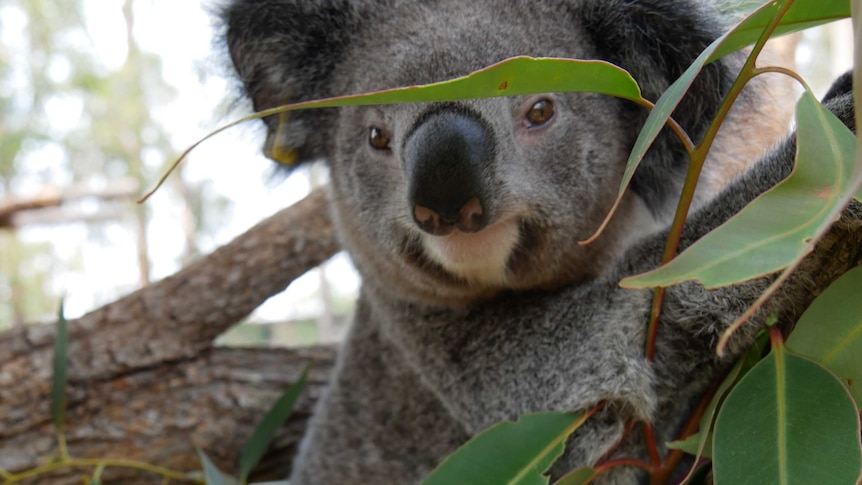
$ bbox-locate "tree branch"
[0,187,340,483]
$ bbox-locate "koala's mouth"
[419,218,520,286]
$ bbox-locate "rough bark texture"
[0,188,340,484]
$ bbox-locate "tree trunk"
[0,188,340,484]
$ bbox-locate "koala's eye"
[524,99,555,127]
[369,126,392,150]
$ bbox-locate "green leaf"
[786,266,862,407]
[667,432,705,457]
[589,0,849,241]
[716,0,768,17]
[146,57,645,203]
[196,448,237,485]
[238,366,309,483]
[552,467,597,485]
[623,90,859,289]
[264,57,643,110]
[423,411,588,485]
[709,0,850,62]
[669,331,768,477]
[712,341,862,484]
[51,301,68,433]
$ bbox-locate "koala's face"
[321,4,658,304]
[224,0,744,304]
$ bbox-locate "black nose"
[403,109,495,236]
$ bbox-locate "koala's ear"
[579,0,734,211]
[221,0,382,168]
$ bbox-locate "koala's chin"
[419,218,521,287]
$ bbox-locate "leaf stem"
[56,430,69,462]
[642,422,662,470]
[632,98,696,154]
[657,376,723,484]
[92,462,106,483]
[768,325,786,350]
[1,459,202,485]
[752,66,812,93]
[643,0,796,362]
[597,418,638,465]
[641,3,798,480]
[595,458,653,474]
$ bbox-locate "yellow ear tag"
[270,145,299,166]
[266,108,300,166]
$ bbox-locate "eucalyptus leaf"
[423,411,587,485]
[713,341,862,484]
[670,331,768,481]
[196,448,237,485]
[709,0,850,62]
[552,467,597,485]
[51,301,68,434]
[667,432,704,457]
[786,265,862,406]
[238,366,310,483]
[716,0,768,17]
[146,57,646,203]
[588,0,848,242]
[623,90,859,289]
[256,57,643,110]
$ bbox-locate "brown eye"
[369,126,391,150]
[525,99,555,127]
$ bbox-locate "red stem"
[595,458,653,474]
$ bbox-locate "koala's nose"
[403,109,494,236]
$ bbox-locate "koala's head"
[223,0,737,305]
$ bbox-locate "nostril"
[414,205,438,226]
[458,198,486,233]
[414,205,455,236]
[414,199,488,235]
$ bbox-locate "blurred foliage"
[0,0,225,328]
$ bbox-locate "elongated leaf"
[667,332,767,471]
[667,432,704,457]
[261,57,643,110]
[196,448,236,485]
[712,341,862,484]
[423,411,587,485]
[717,0,767,17]
[144,57,645,202]
[51,301,68,433]
[586,0,849,242]
[709,0,850,62]
[786,266,862,406]
[552,467,597,485]
[623,90,859,289]
[238,366,309,483]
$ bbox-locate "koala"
[221,0,859,483]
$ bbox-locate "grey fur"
[220,1,859,483]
